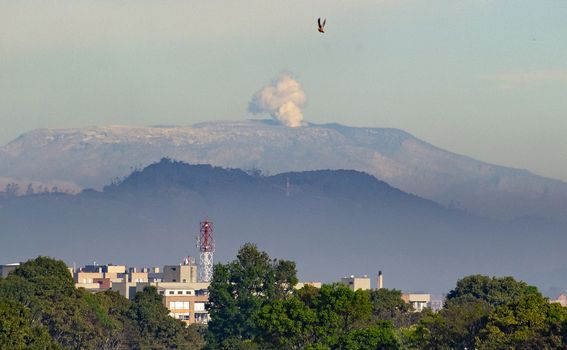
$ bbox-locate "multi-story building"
[74,264,148,292]
[71,261,208,325]
[156,283,210,324]
[341,275,371,291]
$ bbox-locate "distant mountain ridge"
[1,120,566,220]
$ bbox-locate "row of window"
[159,290,195,296]
[168,301,206,311]
[169,301,190,310]
[168,312,210,323]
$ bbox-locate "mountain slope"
[0,159,565,293]
[1,120,566,220]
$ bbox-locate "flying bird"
[318,18,326,33]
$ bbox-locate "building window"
[173,301,189,310]
[194,302,205,312]
[177,313,190,320]
[177,291,183,295]
[169,291,174,295]
[195,313,209,324]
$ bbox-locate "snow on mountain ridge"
[1,120,566,220]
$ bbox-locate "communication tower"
[196,220,215,282]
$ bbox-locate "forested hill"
[2,121,567,221]
[0,159,566,293]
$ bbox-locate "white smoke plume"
[248,74,307,127]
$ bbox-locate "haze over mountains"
[1,159,566,294]
[1,120,566,221]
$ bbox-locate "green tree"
[369,289,410,319]
[0,297,58,350]
[128,286,200,349]
[477,293,567,349]
[0,257,110,348]
[311,284,372,347]
[416,298,490,350]
[447,275,538,307]
[337,322,400,350]
[254,297,317,349]
[206,243,298,348]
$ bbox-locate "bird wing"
[323,18,326,27]
[318,17,322,27]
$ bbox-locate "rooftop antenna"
[196,220,215,282]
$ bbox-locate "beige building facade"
[341,276,371,291]
[163,264,198,283]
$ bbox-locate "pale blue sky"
[1,0,566,180]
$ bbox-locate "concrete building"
[163,264,197,283]
[76,271,104,284]
[147,267,163,282]
[402,293,431,312]
[72,262,209,325]
[0,263,20,278]
[341,275,371,291]
[73,264,149,292]
[128,268,149,283]
[111,281,139,299]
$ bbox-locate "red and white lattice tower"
[196,220,215,282]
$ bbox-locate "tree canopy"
[2,250,567,350]
[0,256,203,349]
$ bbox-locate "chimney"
[377,270,383,289]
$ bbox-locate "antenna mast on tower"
[196,220,215,282]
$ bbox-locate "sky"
[1,0,566,181]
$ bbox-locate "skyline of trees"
[1,247,566,349]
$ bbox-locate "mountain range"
[0,159,565,294]
[1,120,566,221]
